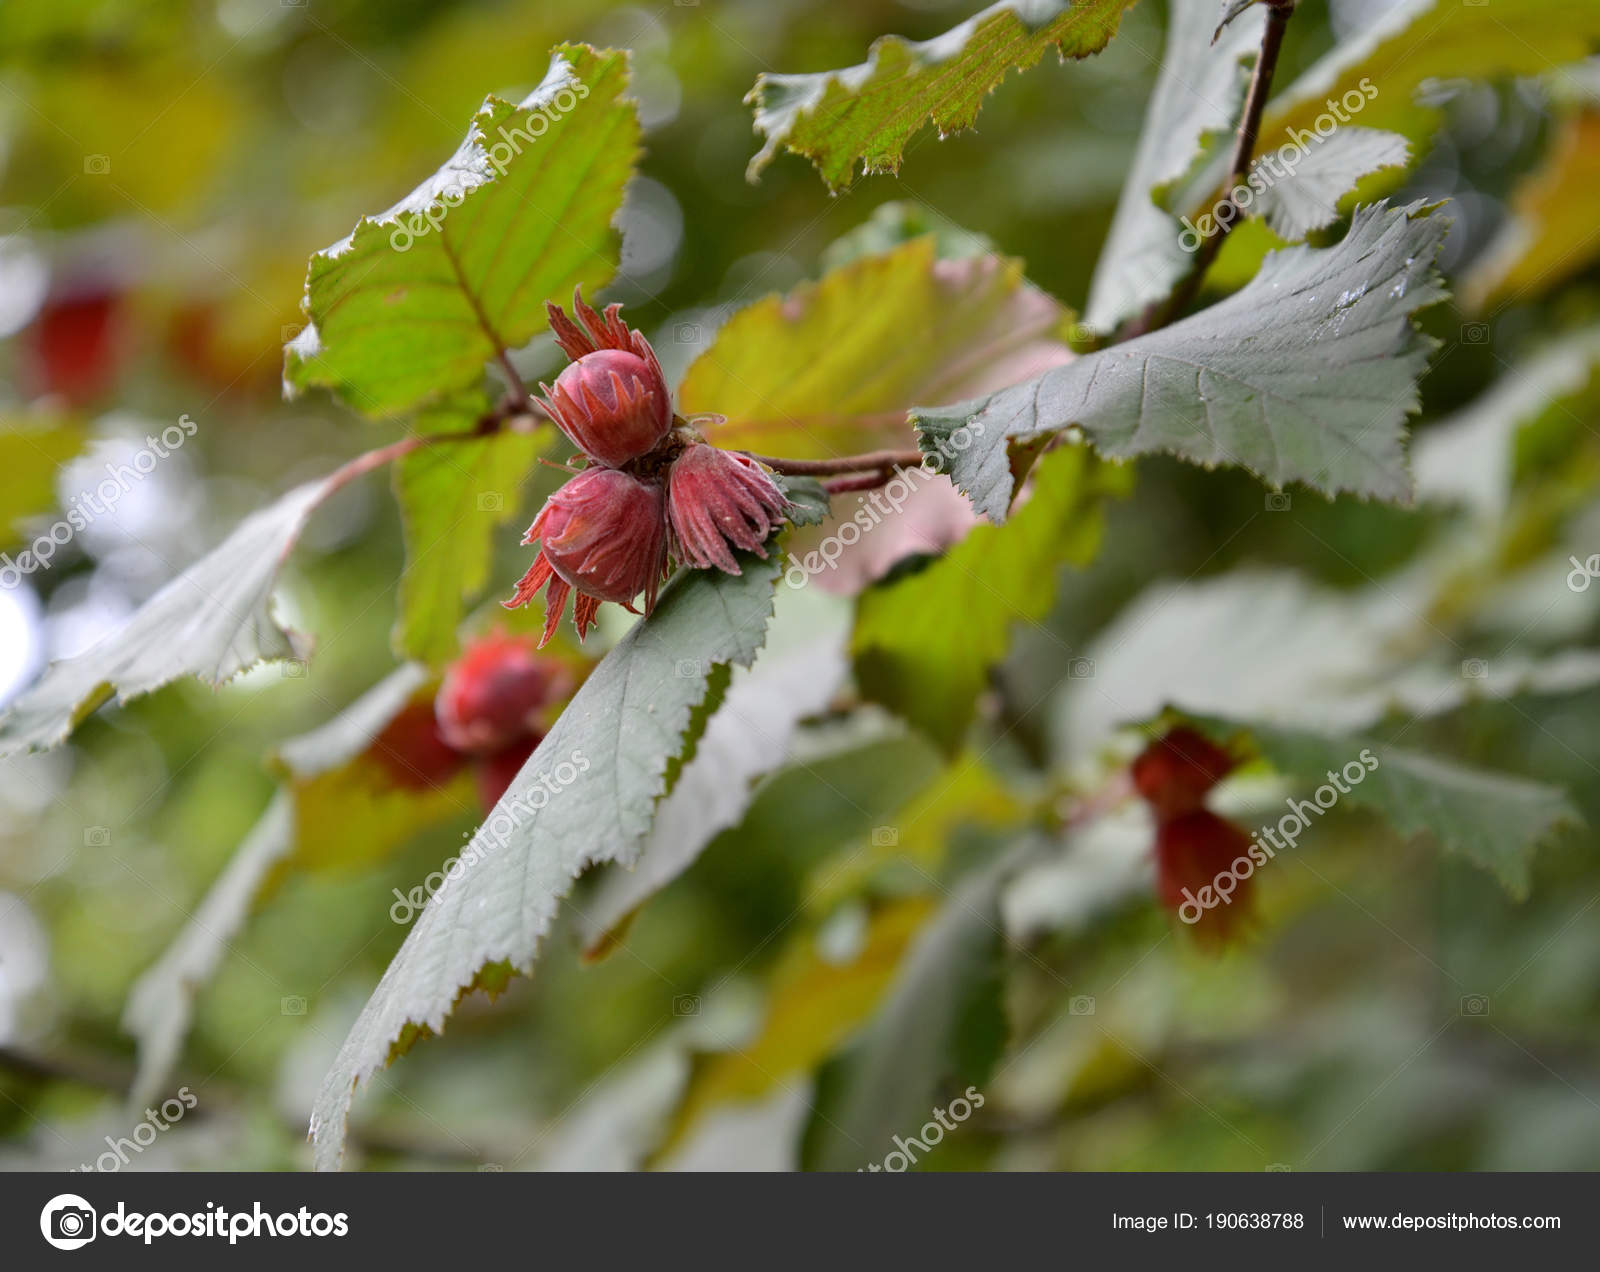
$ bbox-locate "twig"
[822,467,915,495]
[743,448,926,477]
[1114,0,1297,341]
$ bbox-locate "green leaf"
[392,421,545,665]
[1084,0,1267,331]
[0,477,329,755]
[772,474,831,527]
[1203,719,1580,898]
[580,622,850,958]
[853,444,1128,753]
[802,848,1017,1171]
[1056,566,1600,764]
[122,793,295,1110]
[746,0,1137,191]
[1250,129,1412,243]
[284,45,639,417]
[0,412,86,543]
[681,236,1072,459]
[309,555,781,1170]
[917,202,1449,522]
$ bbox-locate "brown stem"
[744,448,926,477]
[1114,0,1296,342]
[823,469,902,495]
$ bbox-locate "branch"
[1115,0,1297,341]
[743,448,926,477]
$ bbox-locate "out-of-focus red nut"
[1154,809,1256,946]
[434,632,572,755]
[1131,726,1236,821]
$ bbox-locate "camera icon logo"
[1069,995,1096,1016]
[870,826,899,848]
[40,1194,97,1250]
[282,659,308,678]
[1461,322,1490,344]
[1461,658,1488,680]
[1459,994,1490,1017]
[1068,657,1095,679]
[83,826,111,847]
[83,155,110,175]
[672,994,701,1016]
[1265,491,1292,512]
[673,321,701,344]
[477,491,504,512]
[281,995,308,1016]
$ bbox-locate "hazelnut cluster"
[505,291,789,645]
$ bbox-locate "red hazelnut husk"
[434,631,573,755]
[504,466,669,646]
[1131,726,1236,821]
[542,348,670,468]
[1153,810,1256,946]
[666,442,789,574]
[539,289,671,468]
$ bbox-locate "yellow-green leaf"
[679,236,1070,459]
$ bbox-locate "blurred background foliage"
[2,0,1600,1171]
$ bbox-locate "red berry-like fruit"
[1154,809,1255,945]
[1131,726,1236,821]
[435,631,572,755]
[504,466,669,646]
[369,700,469,792]
[666,442,789,574]
[543,348,670,468]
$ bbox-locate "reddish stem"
[745,448,926,477]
